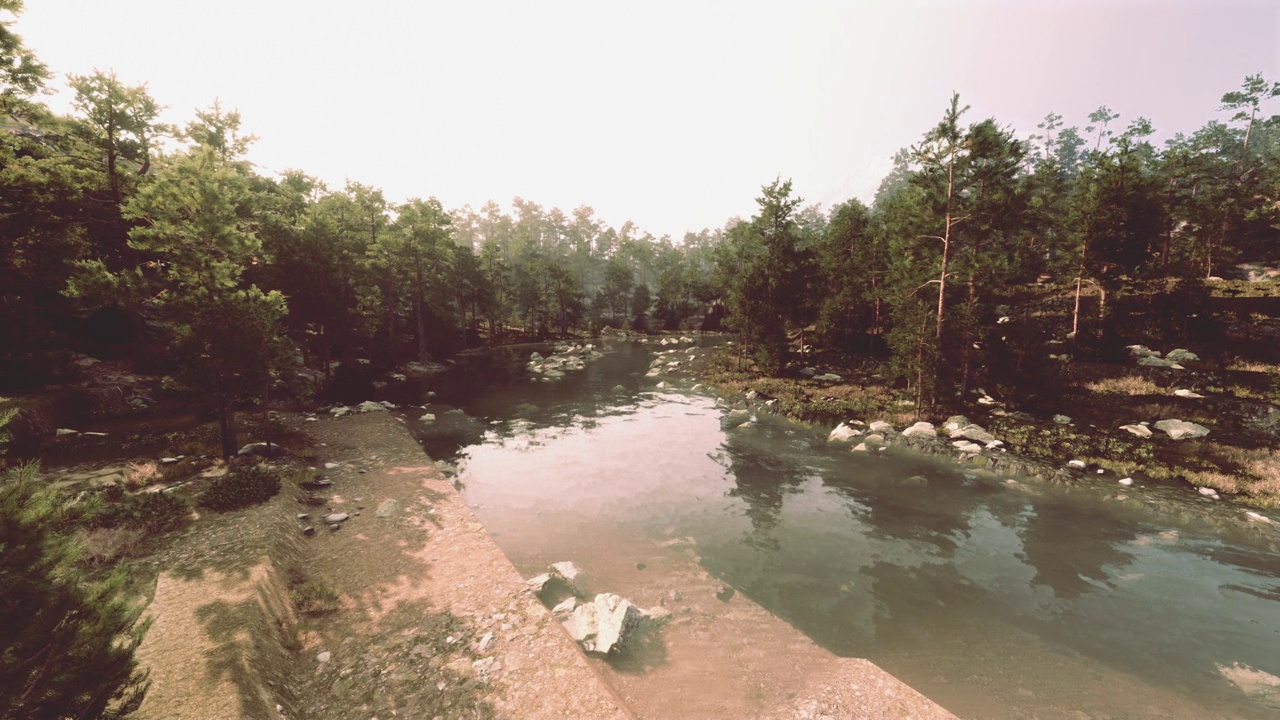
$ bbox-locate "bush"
[83,489,191,535]
[198,464,281,511]
[123,492,191,533]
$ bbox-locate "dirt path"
[296,411,634,720]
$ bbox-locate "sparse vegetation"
[289,576,341,615]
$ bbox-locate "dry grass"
[1225,360,1280,374]
[75,527,147,567]
[1129,401,1210,423]
[123,461,161,489]
[1085,375,1161,396]
[1182,445,1280,506]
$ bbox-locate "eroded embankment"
[135,487,307,719]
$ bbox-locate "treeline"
[3,0,1279,452]
[720,85,1280,405]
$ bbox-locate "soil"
[289,411,634,720]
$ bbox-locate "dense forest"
[3,1,1279,455]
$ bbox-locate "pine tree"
[0,464,150,719]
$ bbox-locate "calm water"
[418,340,1280,719]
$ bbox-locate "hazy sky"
[13,0,1280,239]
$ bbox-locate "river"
[410,338,1280,719]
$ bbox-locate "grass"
[75,527,148,568]
[123,461,161,489]
[289,577,341,615]
[1084,375,1162,396]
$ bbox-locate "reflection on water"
[424,340,1280,719]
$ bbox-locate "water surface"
[425,340,1280,718]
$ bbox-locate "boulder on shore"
[1120,424,1153,438]
[902,421,937,439]
[1153,419,1210,440]
[237,441,284,457]
[828,423,858,443]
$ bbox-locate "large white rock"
[1173,389,1204,399]
[868,421,894,433]
[902,422,937,439]
[943,415,970,432]
[563,593,646,654]
[1153,419,1210,440]
[952,424,997,445]
[549,561,584,585]
[1165,348,1199,363]
[828,423,858,443]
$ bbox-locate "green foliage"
[722,178,815,374]
[197,464,281,512]
[0,463,150,719]
[89,489,191,535]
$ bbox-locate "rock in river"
[562,593,646,654]
[828,423,858,443]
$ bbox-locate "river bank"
[686,339,1280,511]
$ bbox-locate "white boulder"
[1120,424,1153,438]
[902,422,937,439]
[828,423,859,443]
[1153,419,1210,440]
[563,593,646,655]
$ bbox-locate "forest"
[2,0,1279,453]
[5,3,1280,717]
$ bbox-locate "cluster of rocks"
[527,561,667,655]
[826,416,1077,483]
[1127,345,1200,369]
[527,343,604,383]
[1119,419,1211,440]
[799,367,844,383]
[638,335,696,346]
[326,400,396,418]
[645,343,700,379]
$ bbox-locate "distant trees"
[721,178,813,373]
[1,0,1278,420]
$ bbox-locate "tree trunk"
[413,258,429,363]
[935,151,957,341]
[218,400,238,460]
[1072,277,1083,338]
[320,325,332,381]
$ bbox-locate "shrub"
[123,462,161,490]
[0,464,150,719]
[198,464,281,511]
[123,492,191,533]
[290,578,341,615]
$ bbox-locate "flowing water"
[414,339,1280,719]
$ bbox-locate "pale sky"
[13,0,1280,239]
